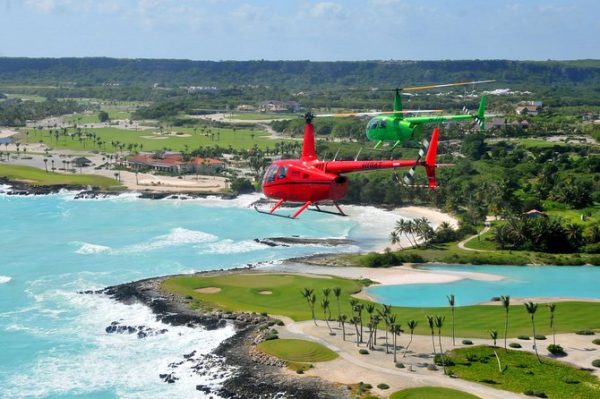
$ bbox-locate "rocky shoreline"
[0,177,237,199]
[98,272,350,399]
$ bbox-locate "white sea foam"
[184,193,262,208]
[75,243,112,255]
[0,275,11,284]
[124,227,219,253]
[205,239,266,254]
[2,290,236,399]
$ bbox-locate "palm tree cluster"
[494,216,588,253]
[301,289,562,369]
[390,217,435,248]
[301,287,420,366]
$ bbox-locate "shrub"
[575,330,595,335]
[524,390,548,398]
[276,320,284,326]
[563,377,580,384]
[547,344,566,355]
[466,354,478,362]
[509,342,522,348]
[359,349,369,355]
[461,339,473,345]
[592,359,600,368]
[395,362,405,368]
[582,243,600,254]
[592,338,600,345]
[434,354,455,366]
[518,335,531,340]
[296,369,304,374]
[427,364,438,371]
[377,383,389,390]
[535,334,547,340]
[264,333,279,341]
[524,370,534,375]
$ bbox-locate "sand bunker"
[258,290,273,295]
[195,287,221,294]
[140,136,169,140]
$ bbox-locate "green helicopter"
[330,80,493,148]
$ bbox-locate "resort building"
[128,152,225,175]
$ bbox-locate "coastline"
[100,272,351,398]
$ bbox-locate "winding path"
[280,318,525,399]
[457,223,491,252]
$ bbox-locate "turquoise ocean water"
[0,188,389,399]
[367,264,600,307]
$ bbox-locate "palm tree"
[43,158,48,172]
[391,323,402,364]
[386,313,397,354]
[524,301,542,363]
[332,287,342,323]
[322,288,332,320]
[354,303,364,343]
[307,293,317,326]
[379,305,392,353]
[389,231,402,249]
[500,295,510,352]
[365,304,376,348]
[339,314,347,341]
[403,320,418,358]
[321,298,333,334]
[547,303,557,346]
[447,294,456,346]
[490,329,498,347]
[301,288,317,326]
[426,315,436,357]
[435,315,446,374]
[351,316,361,346]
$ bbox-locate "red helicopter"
[255,112,441,218]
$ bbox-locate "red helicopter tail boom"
[424,127,439,188]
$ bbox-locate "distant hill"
[1,58,600,88]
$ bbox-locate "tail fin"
[424,127,439,188]
[476,96,487,130]
[301,112,317,161]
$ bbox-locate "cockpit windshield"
[277,166,287,179]
[263,165,278,183]
[367,118,386,129]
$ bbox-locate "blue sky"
[1,0,598,60]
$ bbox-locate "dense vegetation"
[2,58,600,88]
[0,98,83,126]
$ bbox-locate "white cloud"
[309,2,343,18]
[25,0,69,13]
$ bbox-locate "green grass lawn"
[162,273,600,339]
[446,346,600,399]
[350,241,599,266]
[0,164,121,190]
[24,125,287,152]
[227,112,297,120]
[64,114,102,125]
[4,93,47,102]
[546,207,600,228]
[257,339,338,362]
[390,387,481,399]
